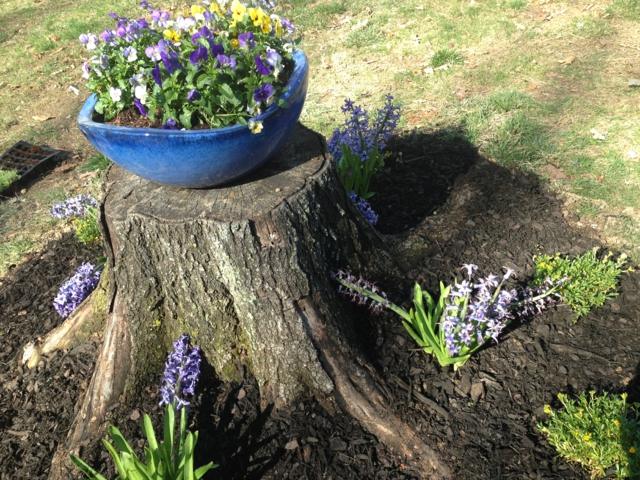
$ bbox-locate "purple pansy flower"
[161,50,181,74]
[151,65,162,86]
[189,45,208,65]
[216,54,237,70]
[238,32,255,49]
[163,118,179,129]
[187,89,200,102]
[134,98,148,116]
[255,55,271,75]
[253,83,275,104]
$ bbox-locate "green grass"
[0,237,34,275]
[78,154,111,173]
[533,248,629,319]
[0,169,19,191]
[608,0,640,20]
[431,48,464,68]
[505,0,527,10]
[538,391,640,480]
[345,21,385,49]
[572,16,614,39]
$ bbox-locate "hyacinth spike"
[159,334,202,409]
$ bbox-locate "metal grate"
[0,141,64,194]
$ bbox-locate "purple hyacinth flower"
[161,50,181,74]
[348,191,379,225]
[53,263,102,318]
[189,45,208,65]
[51,195,98,219]
[253,83,275,104]
[151,65,162,86]
[159,334,202,409]
[134,98,148,116]
[187,89,200,102]
[163,118,179,129]
[255,55,271,75]
[238,32,255,49]
[216,54,237,70]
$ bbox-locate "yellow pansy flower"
[210,2,223,15]
[191,5,205,15]
[163,29,181,43]
[272,15,283,37]
[261,15,272,34]
[248,7,263,26]
[231,0,247,22]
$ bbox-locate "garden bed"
[0,129,639,479]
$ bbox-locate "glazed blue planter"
[78,50,308,188]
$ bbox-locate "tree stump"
[50,124,451,479]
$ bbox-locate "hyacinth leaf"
[179,404,188,450]
[102,439,127,478]
[195,461,217,479]
[109,425,136,458]
[183,432,195,480]
[69,454,108,480]
[142,414,159,473]
[411,286,440,352]
[161,405,176,477]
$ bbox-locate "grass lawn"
[0,0,639,276]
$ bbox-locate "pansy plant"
[335,265,561,369]
[80,0,297,132]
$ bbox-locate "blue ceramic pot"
[78,50,308,188]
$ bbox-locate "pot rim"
[77,49,307,137]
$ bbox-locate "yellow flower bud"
[231,38,240,48]
[543,404,552,415]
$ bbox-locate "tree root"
[49,293,132,480]
[296,297,452,480]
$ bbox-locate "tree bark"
[50,124,450,479]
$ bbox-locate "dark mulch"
[0,233,101,479]
[1,127,640,479]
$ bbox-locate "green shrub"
[533,248,629,319]
[72,207,101,245]
[0,169,19,191]
[538,392,640,479]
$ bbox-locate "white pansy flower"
[134,85,148,104]
[109,87,122,102]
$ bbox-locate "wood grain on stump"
[50,124,451,479]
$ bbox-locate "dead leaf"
[558,54,576,65]
[590,128,607,141]
[32,115,54,122]
[628,78,640,87]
